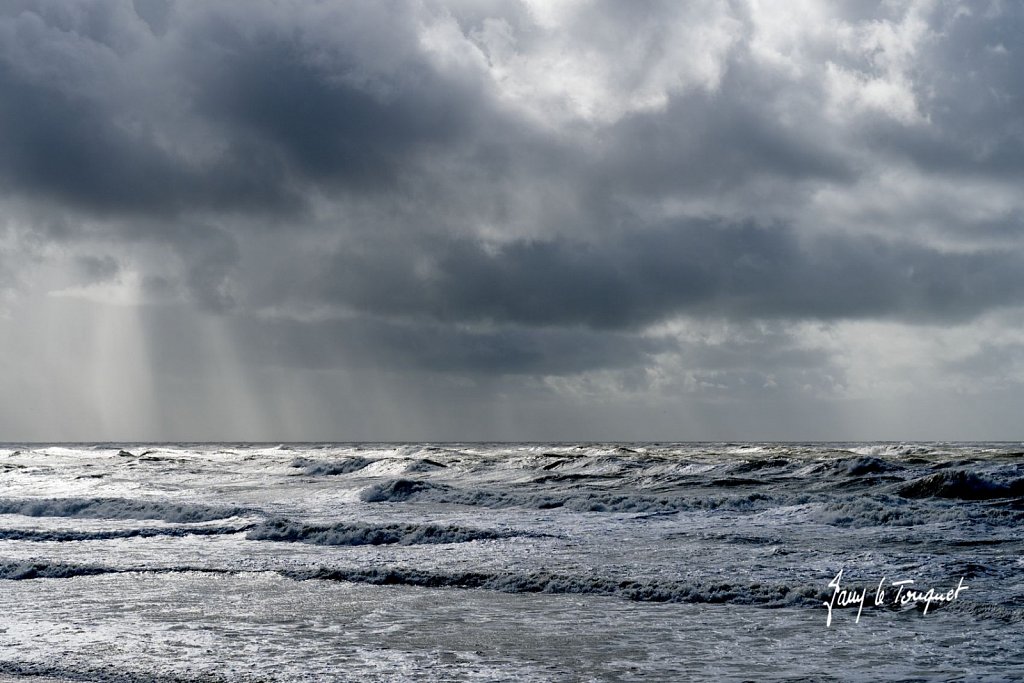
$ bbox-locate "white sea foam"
[0,442,1021,681]
[0,497,252,523]
[246,519,526,546]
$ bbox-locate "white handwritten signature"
[824,569,968,626]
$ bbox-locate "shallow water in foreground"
[0,442,1021,681]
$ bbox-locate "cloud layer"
[2,0,1024,439]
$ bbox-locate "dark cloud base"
[311,222,1024,330]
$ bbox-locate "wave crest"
[0,497,251,523]
[282,565,823,607]
[0,524,251,542]
[359,478,771,513]
[247,519,523,546]
[290,456,375,476]
[898,471,1024,500]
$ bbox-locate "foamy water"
[0,443,1021,681]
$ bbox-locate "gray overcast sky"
[2,0,1024,441]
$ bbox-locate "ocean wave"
[835,456,904,476]
[811,494,1024,528]
[359,479,437,503]
[897,471,1024,500]
[808,456,904,477]
[0,560,118,580]
[948,601,1024,623]
[246,519,523,546]
[359,478,772,513]
[0,560,234,581]
[0,497,252,523]
[0,661,246,683]
[728,458,791,474]
[403,458,447,473]
[0,524,252,542]
[846,444,939,457]
[811,496,958,527]
[707,477,769,487]
[282,565,823,607]
[290,456,375,476]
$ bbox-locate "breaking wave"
[830,456,904,477]
[359,478,772,513]
[0,560,117,580]
[0,524,252,542]
[247,519,523,546]
[728,458,791,474]
[290,456,375,476]
[282,565,823,607]
[845,444,940,458]
[0,497,252,523]
[811,496,962,527]
[0,560,232,580]
[898,471,1024,500]
[0,558,821,610]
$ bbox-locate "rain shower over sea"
[0,442,1021,681]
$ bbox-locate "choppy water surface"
[0,442,1021,681]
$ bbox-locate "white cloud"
[461,0,741,126]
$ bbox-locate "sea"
[0,442,1021,682]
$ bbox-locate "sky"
[1,0,1024,442]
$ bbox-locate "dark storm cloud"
[307,221,1024,329]
[0,56,188,215]
[0,0,1014,226]
[0,0,491,219]
[184,20,484,188]
[3,0,1024,388]
[0,14,292,216]
[0,0,506,312]
[0,0,842,228]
